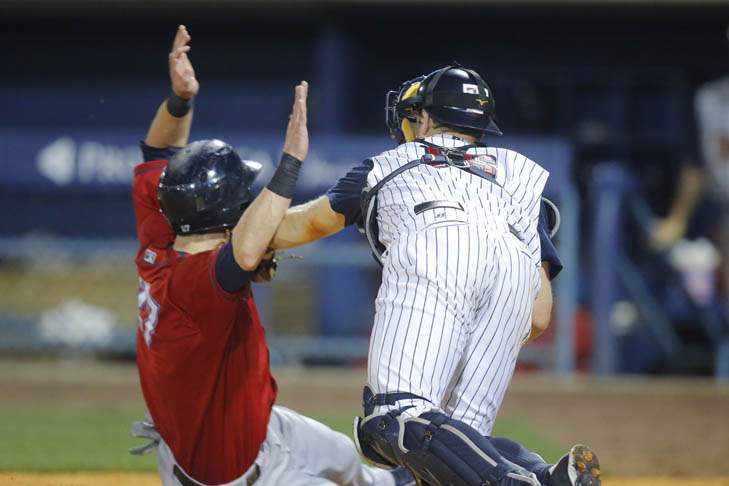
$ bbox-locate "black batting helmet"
[158,139,261,235]
[395,64,502,138]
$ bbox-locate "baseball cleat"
[548,444,601,486]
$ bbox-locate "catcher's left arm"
[526,264,553,344]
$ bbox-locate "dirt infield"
[1,473,728,486]
[2,358,729,479]
[277,369,729,477]
[0,473,159,486]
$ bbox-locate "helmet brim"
[486,118,503,136]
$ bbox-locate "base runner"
[129,25,414,486]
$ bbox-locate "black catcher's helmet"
[386,64,501,142]
[158,139,262,235]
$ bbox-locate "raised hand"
[282,81,309,161]
[169,25,199,100]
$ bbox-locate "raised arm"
[232,81,310,270]
[145,25,199,149]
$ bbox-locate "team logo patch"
[462,83,479,94]
[468,155,498,177]
[143,248,157,265]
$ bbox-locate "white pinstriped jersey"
[364,133,550,435]
[366,134,549,268]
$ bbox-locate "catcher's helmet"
[385,64,501,142]
[158,139,262,235]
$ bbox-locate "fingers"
[169,45,191,61]
[172,24,191,51]
[298,80,308,102]
[169,47,191,71]
[291,81,308,123]
[298,80,308,121]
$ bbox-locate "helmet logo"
[476,98,489,107]
[462,83,479,94]
[180,224,190,233]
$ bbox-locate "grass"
[0,405,563,472]
[0,407,157,472]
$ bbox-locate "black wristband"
[166,93,193,118]
[266,153,302,199]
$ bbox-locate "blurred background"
[2,0,729,483]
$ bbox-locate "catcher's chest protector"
[362,135,549,267]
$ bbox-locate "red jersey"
[132,156,277,485]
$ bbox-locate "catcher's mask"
[385,75,425,144]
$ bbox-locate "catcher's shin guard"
[355,386,539,486]
[399,412,540,486]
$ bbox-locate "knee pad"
[354,411,403,469]
[398,411,540,486]
[354,385,429,469]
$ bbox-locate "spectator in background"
[648,161,704,252]
[650,27,729,310]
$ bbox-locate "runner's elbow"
[233,246,261,271]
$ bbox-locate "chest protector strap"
[360,140,497,266]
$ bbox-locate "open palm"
[169,25,199,99]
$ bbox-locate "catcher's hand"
[252,251,278,283]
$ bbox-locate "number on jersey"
[138,278,159,346]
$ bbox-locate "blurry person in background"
[650,26,729,313]
[648,161,704,253]
[691,27,729,306]
[130,25,414,486]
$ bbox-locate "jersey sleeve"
[326,159,374,226]
[132,143,182,252]
[538,201,563,280]
[511,153,549,269]
[214,242,254,293]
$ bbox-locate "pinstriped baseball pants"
[367,221,540,435]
